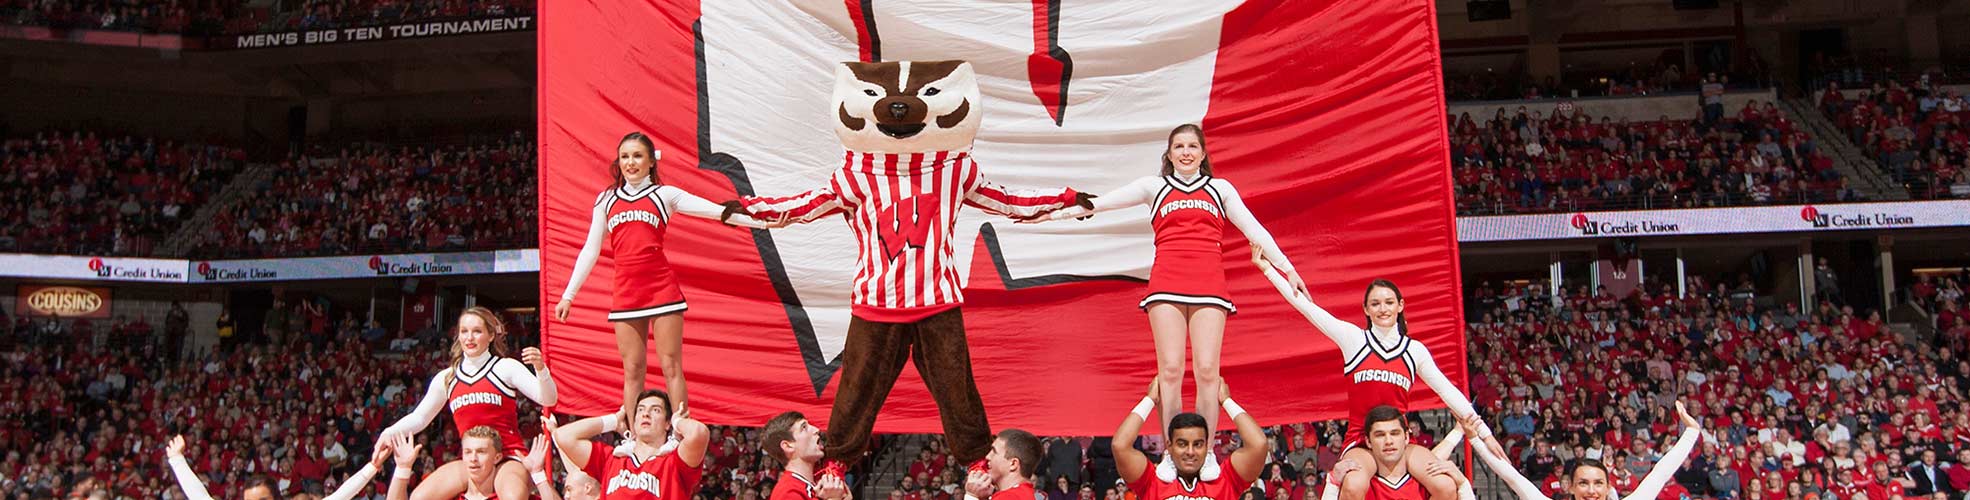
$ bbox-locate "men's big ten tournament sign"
[539,0,1465,435]
[222,16,532,49]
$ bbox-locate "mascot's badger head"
[833,60,981,154]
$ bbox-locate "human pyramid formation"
[164,60,1708,500]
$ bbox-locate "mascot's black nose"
[888,102,909,119]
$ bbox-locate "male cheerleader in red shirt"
[552,390,708,500]
[761,411,850,500]
[1112,378,1266,500]
[1316,407,1473,500]
[961,428,1045,500]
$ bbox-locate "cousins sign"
[539,0,1464,435]
[18,285,113,319]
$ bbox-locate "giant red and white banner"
[540,0,1464,435]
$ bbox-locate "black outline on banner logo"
[690,13,1130,397]
[855,0,881,62]
[688,19,839,396]
[1033,0,1073,126]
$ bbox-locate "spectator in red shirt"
[293,441,329,493]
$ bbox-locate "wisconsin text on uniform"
[608,210,664,232]
[447,392,505,411]
[607,471,663,495]
[1157,199,1222,218]
[1352,370,1412,389]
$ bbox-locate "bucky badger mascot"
[726,60,1092,465]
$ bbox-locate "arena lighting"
[1913,267,1970,275]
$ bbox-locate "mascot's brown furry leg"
[905,308,991,463]
[821,309,991,465]
[821,316,913,464]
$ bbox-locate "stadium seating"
[1818,79,1970,199]
[0,132,247,257]
[182,136,537,259]
[1451,103,1849,215]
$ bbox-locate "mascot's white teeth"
[877,124,924,138]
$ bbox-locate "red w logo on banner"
[876,195,937,261]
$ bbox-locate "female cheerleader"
[1457,402,1702,500]
[378,307,556,500]
[553,131,785,426]
[1027,124,1304,479]
[1250,247,1491,500]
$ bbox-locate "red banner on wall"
[539,0,1464,435]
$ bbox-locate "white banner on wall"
[493,249,540,273]
[0,251,535,284]
[4,200,1964,284]
[1456,200,1970,242]
[0,255,189,283]
[189,251,506,283]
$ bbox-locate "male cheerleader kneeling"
[384,427,558,500]
[760,411,850,500]
[553,390,708,500]
[1317,406,1473,500]
[961,428,1045,500]
[1113,378,1267,500]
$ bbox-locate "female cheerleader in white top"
[1456,401,1703,500]
[1251,246,1489,500]
[553,132,784,426]
[378,307,556,500]
[1028,125,1304,479]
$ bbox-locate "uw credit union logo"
[1568,214,1594,235]
[1800,205,1915,229]
[85,257,185,280]
[197,261,278,281]
[368,255,455,276]
[1568,213,1681,236]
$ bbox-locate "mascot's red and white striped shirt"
[737,150,1080,322]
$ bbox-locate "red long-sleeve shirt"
[739,150,1080,322]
